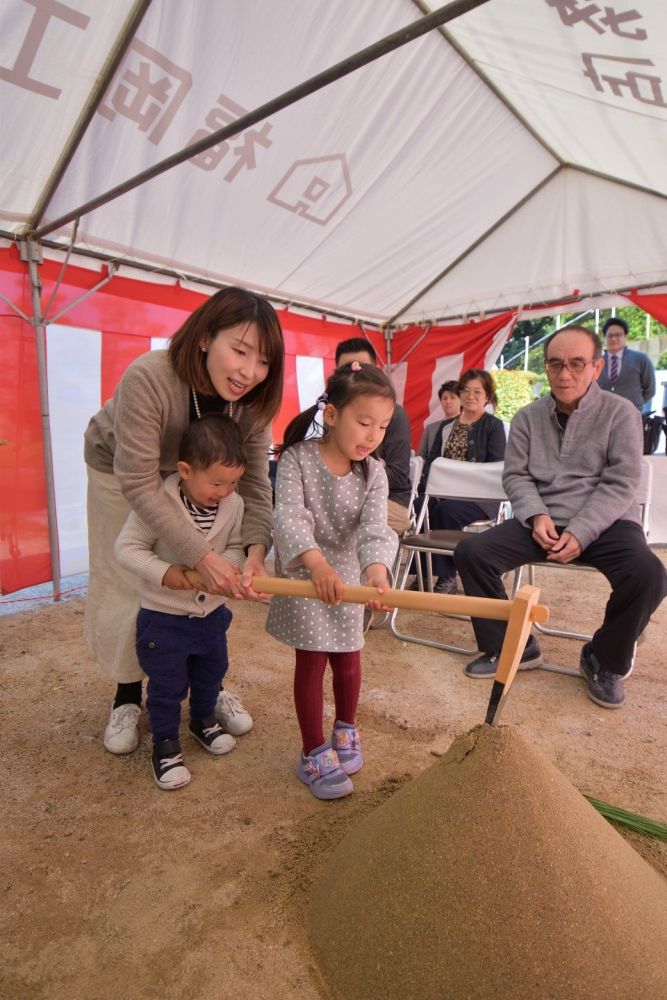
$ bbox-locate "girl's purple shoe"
[297,741,353,800]
[332,722,364,775]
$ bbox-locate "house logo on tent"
[268,154,352,225]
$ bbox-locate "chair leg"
[387,605,479,654]
[534,640,636,679]
[526,564,593,641]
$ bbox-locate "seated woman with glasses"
[411,368,506,594]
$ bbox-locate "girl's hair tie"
[350,360,362,371]
[316,391,329,411]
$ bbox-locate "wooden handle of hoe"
[184,570,549,625]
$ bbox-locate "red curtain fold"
[0,246,514,593]
[627,292,667,327]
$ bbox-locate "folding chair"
[388,458,509,653]
[406,455,424,532]
[515,458,653,677]
[369,455,424,632]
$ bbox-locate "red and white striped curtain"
[1,248,516,593]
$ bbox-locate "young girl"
[266,362,398,800]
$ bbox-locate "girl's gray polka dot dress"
[266,441,398,652]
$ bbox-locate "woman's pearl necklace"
[191,387,234,420]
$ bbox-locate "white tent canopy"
[3,0,667,326]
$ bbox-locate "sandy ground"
[1,558,666,1000]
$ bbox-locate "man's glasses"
[544,359,593,374]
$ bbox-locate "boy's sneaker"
[433,576,458,595]
[331,722,364,775]
[464,642,543,678]
[103,703,141,754]
[152,740,191,791]
[579,643,625,709]
[296,741,354,800]
[214,689,253,735]
[189,716,237,755]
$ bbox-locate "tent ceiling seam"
[33,0,492,240]
[422,280,667,325]
[566,164,667,203]
[26,0,154,233]
[408,0,564,168]
[387,164,563,325]
[3,233,388,329]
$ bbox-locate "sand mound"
[310,724,667,1000]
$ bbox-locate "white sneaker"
[214,689,253,736]
[103,703,141,754]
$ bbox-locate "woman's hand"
[194,551,243,598]
[363,563,392,612]
[162,565,196,590]
[238,544,271,601]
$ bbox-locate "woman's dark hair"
[459,368,498,409]
[438,379,460,399]
[274,362,396,479]
[169,286,284,426]
[178,413,248,470]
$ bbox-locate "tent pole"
[384,326,394,372]
[34,0,492,239]
[19,238,62,600]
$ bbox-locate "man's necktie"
[609,354,619,382]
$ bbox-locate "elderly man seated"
[454,325,667,709]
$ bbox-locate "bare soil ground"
[2,558,666,1000]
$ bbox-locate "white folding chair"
[406,455,424,532]
[388,459,510,653]
[515,458,653,677]
[369,455,424,632]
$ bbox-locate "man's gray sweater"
[503,382,643,552]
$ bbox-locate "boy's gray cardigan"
[114,473,244,616]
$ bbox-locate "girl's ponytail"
[273,404,319,457]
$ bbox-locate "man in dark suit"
[597,317,655,412]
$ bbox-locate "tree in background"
[500,306,667,377]
[492,369,537,421]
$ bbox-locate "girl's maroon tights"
[293,648,361,756]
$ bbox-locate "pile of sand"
[310,724,667,999]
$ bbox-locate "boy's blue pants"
[136,604,232,743]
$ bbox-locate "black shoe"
[188,716,237,755]
[579,643,624,709]
[464,642,543,679]
[407,578,425,591]
[151,739,191,790]
[433,576,458,595]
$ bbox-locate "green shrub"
[492,369,537,422]
[657,350,667,369]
